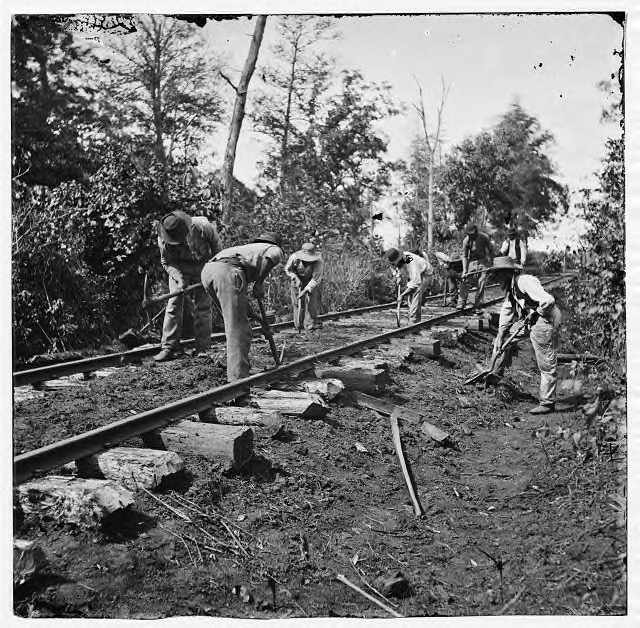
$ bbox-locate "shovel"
[396,286,402,328]
[464,311,536,385]
[255,295,280,367]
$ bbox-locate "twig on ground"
[220,518,250,558]
[140,487,192,522]
[160,524,197,567]
[336,574,404,618]
[498,586,526,615]
[351,562,399,609]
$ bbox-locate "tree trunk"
[280,37,300,199]
[221,15,267,228]
[427,159,434,252]
[151,21,167,165]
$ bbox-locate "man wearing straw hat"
[386,248,428,324]
[284,242,324,332]
[201,232,284,384]
[154,209,221,362]
[458,223,494,309]
[500,225,527,266]
[489,255,562,415]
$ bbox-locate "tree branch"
[219,70,238,93]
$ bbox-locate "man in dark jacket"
[458,223,494,309]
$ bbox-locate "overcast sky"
[203,13,622,197]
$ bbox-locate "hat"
[464,224,478,236]
[507,226,518,237]
[489,256,522,272]
[160,210,192,245]
[386,248,402,266]
[253,232,283,248]
[297,242,320,262]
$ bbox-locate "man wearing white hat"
[284,242,324,331]
[154,210,221,362]
[489,256,562,415]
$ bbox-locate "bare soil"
[12,306,626,619]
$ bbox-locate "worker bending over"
[386,248,428,324]
[284,242,324,332]
[201,232,284,384]
[489,256,562,415]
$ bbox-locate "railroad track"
[13,274,568,484]
[13,286,490,387]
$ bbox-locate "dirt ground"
[12,303,627,619]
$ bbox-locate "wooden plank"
[301,378,345,401]
[142,421,254,467]
[75,447,185,491]
[249,390,328,418]
[390,408,424,517]
[465,318,484,331]
[352,392,450,443]
[14,539,48,585]
[17,476,134,528]
[208,406,282,426]
[315,365,388,395]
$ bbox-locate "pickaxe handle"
[256,296,280,367]
[396,285,402,328]
[143,283,202,308]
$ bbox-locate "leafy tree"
[440,101,569,238]
[11,15,101,186]
[564,81,624,368]
[251,15,337,200]
[105,14,224,165]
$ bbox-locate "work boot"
[153,349,176,362]
[529,403,555,415]
[189,347,209,358]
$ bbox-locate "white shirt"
[392,252,427,289]
[500,238,527,265]
[498,274,555,331]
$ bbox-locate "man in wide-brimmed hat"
[284,242,324,332]
[458,223,494,309]
[435,251,464,307]
[488,256,562,415]
[386,248,429,323]
[201,232,284,385]
[500,225,527,266]
[154,209,222,362]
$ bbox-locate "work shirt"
[213,242,284,283]
[284,253,324,291]
[462,232,493,265]
[500,237,527,265]
[498,274,556,330]
[158,216,221,283]
[392,252,427,290]
[412,250,434,276]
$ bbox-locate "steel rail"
[13,274,567,484]
[12,286,491,387]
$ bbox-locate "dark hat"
[160,210,192,245]
[464,224,478,236]
[507,226,518,237]
[386,248,402,266]
[253,232,283,248]
[297,242,320,262]
[489,256,522,272]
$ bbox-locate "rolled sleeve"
[518,275,555,316]
[284,253,298,280]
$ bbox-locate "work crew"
[435,251,463,307]
[489,256,562,415]
[386,248,428,324]
[284,242,324,332]
[201,232,284,383]
[500,226,527,266]
[154,210,221,362]
[458,223,494,309]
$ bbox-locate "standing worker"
[489,256,562,415]
[410,247,435,302]
[435,251,463,307]
[201,232,284,383]
[386,248,428,324]
[154,210,221,362]
[500,225,527,266]
[458,223,494,309]
[284,242,324,332]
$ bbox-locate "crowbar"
[390,407,424,517]
[395,286,402,328]
[464,311,536,385]
[255,295,280,367]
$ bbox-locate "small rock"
[270,425,297,442]
[375,571,410,598]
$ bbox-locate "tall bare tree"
[412,76,448,252]
[220,15,267,229]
